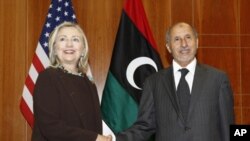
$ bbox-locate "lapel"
[187,63,207,121]
[162,66,185,124]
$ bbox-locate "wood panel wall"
[0,0,249,140]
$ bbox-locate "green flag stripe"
[101,71,138,133]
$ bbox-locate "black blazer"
[32,68,102,141]
[117,63,234,141]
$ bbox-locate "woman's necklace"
[58,65,83,77]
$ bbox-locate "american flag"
[20,0,77,128]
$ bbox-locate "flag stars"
[57,7,62,12]
[58,0,62,2]
[55,16,60,22]
[72,14,76,19]
[47,13,52,18]
[49,4,53,9]
[64,11,68,16]
[46,22,51,28]
[65,2,69,7]
[43,42,48,47]
[44,32,50,38]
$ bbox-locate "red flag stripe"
[33,54,45,73]
[22,85,34,112]
[124,0,158,51]
[25,75,35,95]
[20,98,34,128]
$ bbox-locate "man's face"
[166,23,198,67]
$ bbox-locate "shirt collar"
[173,58,197,75]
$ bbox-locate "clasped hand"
[96,134,112,141]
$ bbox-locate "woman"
[32,22,111,141]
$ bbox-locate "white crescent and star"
[126,57,158,90]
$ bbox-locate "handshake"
[96,134,113,141]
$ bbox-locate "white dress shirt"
[173,58,197,94]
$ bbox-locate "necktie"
[177,68,190,121]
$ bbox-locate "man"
[116,22,234,141]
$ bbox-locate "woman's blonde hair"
[48,21,89,74]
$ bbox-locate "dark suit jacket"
[32,68,102,141]
[117,63,234,141]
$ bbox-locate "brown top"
[32,67,102,141]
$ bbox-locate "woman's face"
[54,26,84,67]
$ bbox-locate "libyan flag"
[101,0,163,134]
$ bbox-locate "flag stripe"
[33,54,45,73]
[124,0,157,50]
[23,86,34,112]
[29,64,39,84]
[20,98,34,127]
[102,72,138,132]
[25,75,35,95]
[36,43,50,68]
